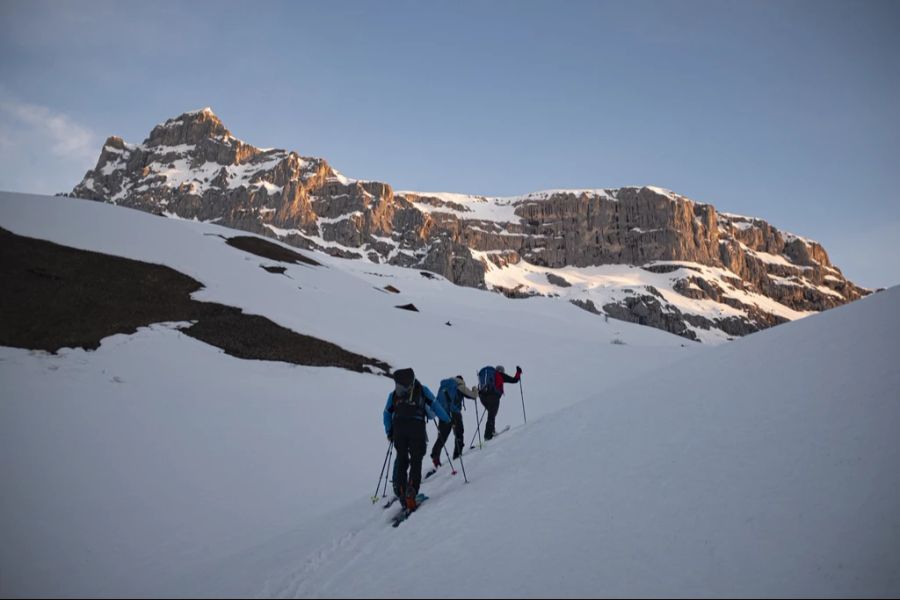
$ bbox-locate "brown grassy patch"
[0,228,389,374]
[226,235,321,266]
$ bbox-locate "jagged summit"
[69,109,870,342]
[145,107,233,148]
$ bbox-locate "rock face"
[70,108,870,342]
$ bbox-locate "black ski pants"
[431,411,464,460]
[479,391,501,440]
[392,418,427,499]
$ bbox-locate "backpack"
[478,366,498,394]
[438,378,460,413]
[392,377,426,420]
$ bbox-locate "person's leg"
[480,393,493,439]
[407,424,427,502]
[452,412,465,459]
[431,420,452,465]
[393,430,410,499]
[483,394,499,439]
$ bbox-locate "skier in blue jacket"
[383,368,450,510]
[431,375,478,467]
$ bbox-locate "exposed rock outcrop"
[69,108,870,342]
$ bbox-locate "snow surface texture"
[0,192,693,597]
[2,193,896,598]
[218,287,900,599]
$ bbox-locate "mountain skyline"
[67,106,870,343]
[1,1,898,288]
[2,2,898,595]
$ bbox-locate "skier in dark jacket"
[430,375,478,467]
[383,368,450,510]
[478,365,522,440]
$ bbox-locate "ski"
[391,493,428,527]
[424,463,457,480]
[493,425,511,437]
[469,425,510,449]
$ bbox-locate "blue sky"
[1,0,897,287]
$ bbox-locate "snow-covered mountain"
[1,191,896,598]
[68,109,869,342]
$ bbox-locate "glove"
[387,432,393,443]
[516,365,522,374]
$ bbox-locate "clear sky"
[1,0,897,287]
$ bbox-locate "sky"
[0,0,897,288]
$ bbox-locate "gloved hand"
[471,385,479,397]
[387,432,393,443]
[516,365,522,374]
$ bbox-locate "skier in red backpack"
[477,365,522,440]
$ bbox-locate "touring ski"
[470,425,510,449]
[391,493,428,527]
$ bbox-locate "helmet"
[496,365,505,373]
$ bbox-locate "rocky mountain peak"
[69,109,871,343]
[145,107,232,148]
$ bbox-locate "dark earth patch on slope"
[226,235,321,266]
[0,228,388,374]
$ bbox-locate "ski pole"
[519,377,527,424]
[455,422,469,484]
[443,443,457,475]
[372,439,392,503]
[473,376,484,449]
[457,444,469,483]
[469,408,486,449]
[382,442,393,499]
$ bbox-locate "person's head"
[454,375,465,386]
[496,365,505,374]
[393,368,415,394]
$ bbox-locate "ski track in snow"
[257,289,900,598]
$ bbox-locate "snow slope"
[0,192,696,597]
[2,192,896,597]
[195,285,900,599]
[472,252,813,344]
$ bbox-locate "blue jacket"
[436,377,478,415]
[383,382,449,435]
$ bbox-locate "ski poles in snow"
[469,409,486,450]
[381,443,393,499]
[473,375,484,449]
[457,438,469,484]
[372,439,392,503]
[519,378,527,425]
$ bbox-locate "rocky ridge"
[69,108,869,341]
